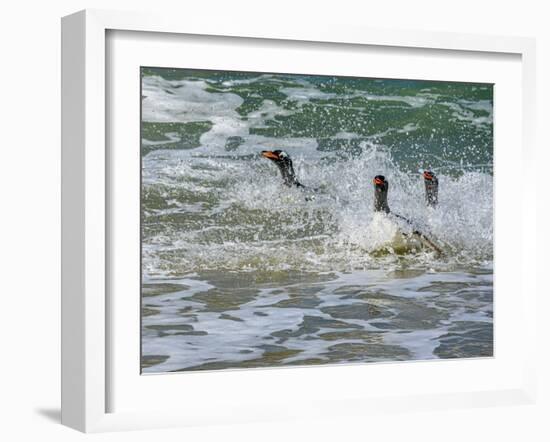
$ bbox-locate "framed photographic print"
[61,9,537,432]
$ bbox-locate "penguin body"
[423,170,438,207]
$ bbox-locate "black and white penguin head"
[423,170,437,182]
[261,150,292,165]
[373,175,388,191]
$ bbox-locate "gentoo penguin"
[373,174,443,255]
[261,150,305,188]
[373,175,390,213]
[423,170,438,207]
[261,150,321,200]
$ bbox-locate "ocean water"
[140,68,493,373]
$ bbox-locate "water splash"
[142,145,492,277]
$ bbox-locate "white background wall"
[0,1,548,440]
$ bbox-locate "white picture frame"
[61,9,537,433]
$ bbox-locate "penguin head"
[423,170,437,181]
[261,150,292,166]
[373,175,388,191]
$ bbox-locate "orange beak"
[373,177,385,186]
[261,150,280,160]
[423,171,434,180]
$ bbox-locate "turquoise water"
[140,68,493,373]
